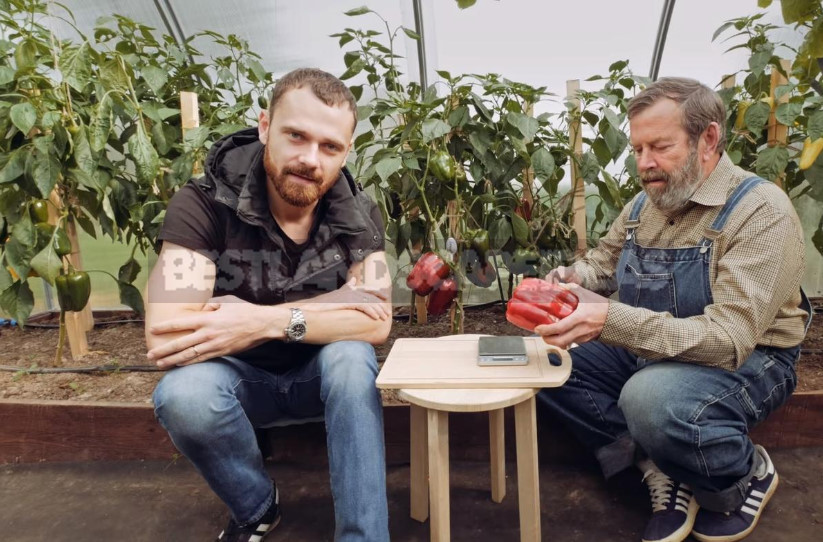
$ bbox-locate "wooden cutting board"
[376,335,571,389]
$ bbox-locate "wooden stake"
[48,190,91,358]
[180,91,202,174]
[566,80,587,256]
[767,59,792,190]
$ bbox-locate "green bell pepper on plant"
[465,229,490,260]
[430,151,455,182]
[55,271,91,312]
[29,199,50,224]
[34,223,72,256]
[506,247,541,277]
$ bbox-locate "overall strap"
[624,192,647,239]
[700,176,764,252]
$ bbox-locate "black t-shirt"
[156,175,384,370]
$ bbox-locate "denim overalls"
[538,176,812,511]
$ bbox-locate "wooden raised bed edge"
[1,390,821,464]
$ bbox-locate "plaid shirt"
[574,153,809,371]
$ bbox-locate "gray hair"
[627,77,726,153]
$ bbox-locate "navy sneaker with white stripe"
[641,465,699,542]
[217,483,281,542]
[692,445,778,542]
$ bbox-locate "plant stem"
[54,310,66,367]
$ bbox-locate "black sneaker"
[641,465,698,542]
[692,445,778,542]
[217,484,281,542]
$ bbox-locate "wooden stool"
[399,386,541,542]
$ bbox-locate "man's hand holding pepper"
[534,284,610,350]
[544,265,583,286]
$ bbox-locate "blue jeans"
[538,341,800,512]
[153,341,389,541]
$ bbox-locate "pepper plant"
[0,0,272,327]
[714,0,823,254]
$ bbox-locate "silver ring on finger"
[191,345,200,359]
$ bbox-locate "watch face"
[291,323,307,338]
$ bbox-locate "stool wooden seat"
[398,335,549,542]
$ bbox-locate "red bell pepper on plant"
[427,277,457,316]
[506,278,579,331]
[406,252,451,296]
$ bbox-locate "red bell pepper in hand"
[406,252,451,296]
[427,277,457,316]
[506,278,579,331]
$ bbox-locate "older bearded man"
[532,78,812,542]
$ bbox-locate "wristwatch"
[284,307,307,343]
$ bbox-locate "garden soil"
[1,299,821,403]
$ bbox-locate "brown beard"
[640,145,702,214]
[263,147,333,208]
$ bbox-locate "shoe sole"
[692,473,779,542]
[642,498,699,542]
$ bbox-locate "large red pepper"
[506,278,578,331]
[427,277,457,316]
[406,252,451,296]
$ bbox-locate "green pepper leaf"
[344,6,371,16]
[141,65,168,95]
[10,102,36,135]
[775,102,803,126]
[0,280,34,326]
[744,101,770,135]
[506,111,539,142]
[129,122,159,184]
[510,212,529,247]
[755,145,789,181]
[808,111,823,141]
[118,281,145,316]
[0,148,26,184]
[0,66,14,85]
[73,126,97,175]
[32,150,60,198]
[421,119,450,143]
[118,257,141,284]
[60,42,92,92]
[376,156,403,183]
[30,243,62,285]
[531,148,556,181]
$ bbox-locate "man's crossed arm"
[145,242,393,369]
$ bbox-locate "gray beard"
[643,148,702,214]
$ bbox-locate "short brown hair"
[267,68,358,132]
[627,77,726,153]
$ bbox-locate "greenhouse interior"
[1,0,823,541]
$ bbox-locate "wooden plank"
[750,390,823,448]
[0,399,175,463]
[566,80,587,256]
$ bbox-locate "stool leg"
[427,409,450,542]
[410,404,429,522]
[514,396,540,542]
[489,408,506,503]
